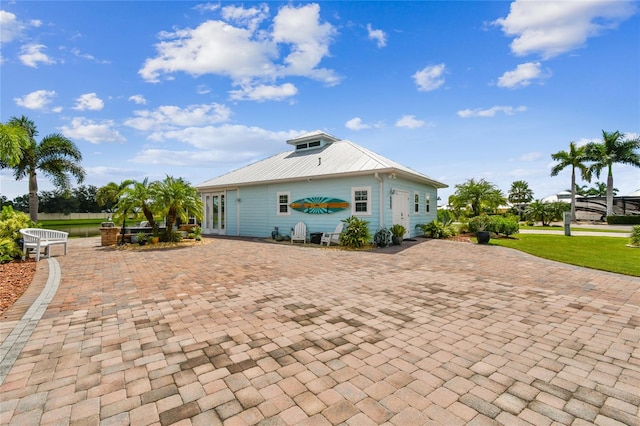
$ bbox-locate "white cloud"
[413,64,446,92]
[229,82,297,102]
[131,125,301,166]
[221,4,269,32]
[367,24,387,48]
[457,105,527,118]
[139,3,338,101]
[19,43,55,67]
[61,117,126,144]
[0,10,24,44]
[517,152,543,162]
[395,115,425,128]
[14,89,56,110]
[124,103,231,132]
[345,117,370,131]
[497,62,550,89]
[494,0,637,59]
[128,94,147,105]
[73,93,104,111]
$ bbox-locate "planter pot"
[131,235,139,244]
[476,231,490,244]
[392,236,403,245]
[150,237,159,244]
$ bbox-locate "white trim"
[277,191,291,216]
[351,186,372,216]
[414,192,420,214]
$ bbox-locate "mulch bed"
[0,259,37,316]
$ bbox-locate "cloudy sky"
[1,1,639,204]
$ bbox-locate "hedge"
[606,215,640,225]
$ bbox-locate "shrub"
[0,206,35,261]
[436,209,454,225]
[389,224,406,238]
[490,215,520,237]
[373,227,392,247]
[467,214,491,233]
[608,215,640,225]
[340,216,371,249]
[417,221,458,239]
[630,225,640,247]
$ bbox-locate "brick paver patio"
[1,236,639,425]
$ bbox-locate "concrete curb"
[0,258,60,386]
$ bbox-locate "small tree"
[152,176,204,242]
[525,200,569,226]
[508,180,534,218]
[450,178,505,217]
[339,216,371,248]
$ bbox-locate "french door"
[203,192,225,235]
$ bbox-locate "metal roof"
[196,134,448,190]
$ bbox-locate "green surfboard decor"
[289,197,350,214]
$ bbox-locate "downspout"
[236,188,241,236]
[374,172,384,229]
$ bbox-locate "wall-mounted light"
[236,198,241,203]
[390,188,396,195]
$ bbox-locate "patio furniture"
[320,223,344,246]
[20,228,68,262]
[291,222,307,244]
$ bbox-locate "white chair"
[290,222,307,244]
[320,223,344,246]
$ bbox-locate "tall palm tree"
[0,122,30,166]
[508,180,534,217]
[2,116,85,222]
[585,130,640,216]
[152,176,203,242]
[550,141,591,222]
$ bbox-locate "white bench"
[20,228,68,262]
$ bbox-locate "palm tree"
[450,178,505,217]
[508,180,534,217]
[586,181,618,197]
[0,122,30,166]
[152,176,203,242]
[96,180,133,213]
[2,116,85,223]
[115,178,159,232]
[585,130,640,216]
[550,142,591,222]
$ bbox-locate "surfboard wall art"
[289,197,350,214]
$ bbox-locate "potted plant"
[469,214,491,244]
[374,227,392,248]
[136,232,148,246]
[150,230,160,244]
[389,224,406,245]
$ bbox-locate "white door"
[392,190,410,237]
[203,192,225,235]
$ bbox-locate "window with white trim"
[352,186,371,215]
[425,193,431,213]
[277,192,290,216]
[414,193,420,213]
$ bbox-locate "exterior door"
[203,192,225,235]
[392,190,410,237]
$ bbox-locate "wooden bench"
[20,228,68,262]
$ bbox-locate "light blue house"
[195,131,447,239]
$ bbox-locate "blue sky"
[1,1,639,204]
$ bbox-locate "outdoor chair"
[291,222,307,244]
[320,223,344,246]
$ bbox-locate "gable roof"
[196,132,447,190]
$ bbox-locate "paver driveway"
[1,237,639,425]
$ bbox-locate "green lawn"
[488,234,640,277]
[519,225,629,233]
